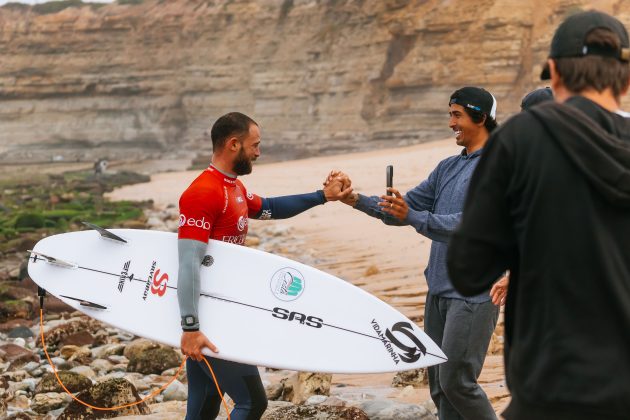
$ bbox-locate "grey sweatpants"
[424,294,499,420]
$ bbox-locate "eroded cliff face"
[0,0,628,164]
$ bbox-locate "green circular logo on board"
[270,268,305,301]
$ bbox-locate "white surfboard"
[28,227,446,373]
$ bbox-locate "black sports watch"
[181,315,199,331]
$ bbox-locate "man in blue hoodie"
[329,87,502,420]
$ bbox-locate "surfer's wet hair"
[211,112,258,151]
[554,28,630,98]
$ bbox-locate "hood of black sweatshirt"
[529,96,630,207]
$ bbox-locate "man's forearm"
[405,210,462,243]
[255,191,326,220]
[177,239,207,331]
[354,194,407,226]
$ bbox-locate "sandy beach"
[107,138,510,415]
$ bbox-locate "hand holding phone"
[386,165,393,196]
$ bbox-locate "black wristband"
[181,315,199,331]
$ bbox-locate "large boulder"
[127,347,180,375]
[58,378,150,419]
[35,371,92,394]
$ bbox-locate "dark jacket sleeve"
[447,134,517,296]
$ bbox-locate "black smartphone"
[386,165,393,196]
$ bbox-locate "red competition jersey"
[178,166,263,245]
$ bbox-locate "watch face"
[183,316,196,326]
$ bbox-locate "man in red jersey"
[177,112,352,420]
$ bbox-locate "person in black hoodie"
[446,10,630,420]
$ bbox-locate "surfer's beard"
[233,149,253,176]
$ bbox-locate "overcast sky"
[0,0,114,5]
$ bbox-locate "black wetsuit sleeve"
[252,191,326,220]
[447,135,517,296]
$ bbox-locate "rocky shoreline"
[0,193,440,419]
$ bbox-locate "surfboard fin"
[82,222,127,244]
[59,295,108,310]
[27,251,78,269]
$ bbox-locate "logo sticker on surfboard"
[270,268,305,301]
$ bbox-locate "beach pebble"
[123,338,160,360]
[262,404,369,419]
[160,367,185,380]
[108,355,128,364]
[0,344,38,365]
[92,343,125,359]
[111,363,128,372]
[9,381,32,394]
[163,379,187,401]
[22,378,39,393]
[392,367,428,387]
[304,394,327,405]
[321,396,347,407]
[95,371,126,383]
[90,358,114,373]
[50,357,65,366]
[31,392,69,414]
[13,393,31,409]
[60,345,89,360]
[8,327,34,339]
[0,361,10,373]
[359,399,436,420]
[3,370,28,382]
[265,383,283,400]
[278,372,332,404]
[22,361,40,373]
[69,365,96,380]
[59,331,95,348]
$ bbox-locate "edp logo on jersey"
[179,214,211,230]
[270,268,305,301]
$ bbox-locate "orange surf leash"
[39,308,232,418]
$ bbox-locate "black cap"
[541,10,630,80]
[520,87,554,110]
[449,87,497,119]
